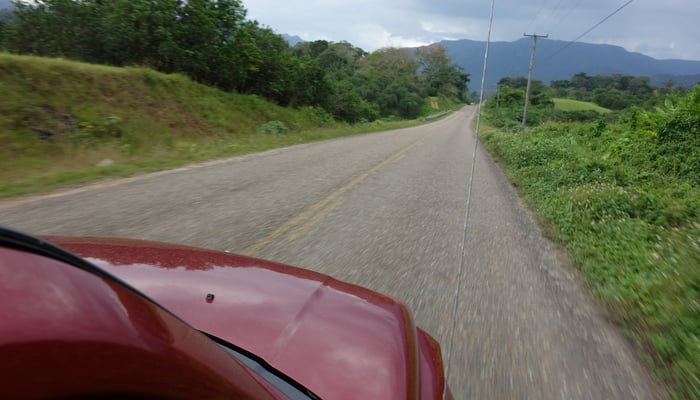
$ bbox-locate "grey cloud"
[244,0,700,60]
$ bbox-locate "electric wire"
[542,0,635,62]
[524,0,551,35]
[442,0,495,397]
[549,0,565,16]
[546,0,583,38]
[487,0,632,101]
[535,0,564,33]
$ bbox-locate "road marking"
[240,138,425,256]
[391,154,407,164]
[285,198,345,242]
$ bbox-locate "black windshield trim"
[0,225,119,281]
[0,225,194,324]
[204,333,322,400]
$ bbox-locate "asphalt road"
[0,106,663,399]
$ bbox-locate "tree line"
[0,0,469,123]
[550,73,656,110]
[484,72,694,128]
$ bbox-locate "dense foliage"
[484,76,600,128]
[551,72,658,110]
[1,0,323,106]
[0,0,468,122]
[484,72,687,129]
[482,86,700,399]
[294,42,469,122]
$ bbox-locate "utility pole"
[522,33,548,128]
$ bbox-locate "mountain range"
[437,38,700,90]
[282,33,700,89]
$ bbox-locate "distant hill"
[436,38,700,89]
[282,34,304,47]
[0,0,11,10]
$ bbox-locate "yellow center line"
[391,154,407,164]
[240,137,426,256]
[284,198,345,242]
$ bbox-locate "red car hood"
[46,236,435,400]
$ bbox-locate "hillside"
[0,53,440,198]
[553,98,611,113]
[438,38,700,89]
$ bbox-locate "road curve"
[0,106,663,399]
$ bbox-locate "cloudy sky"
[244,0,700,61]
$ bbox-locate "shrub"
[257,120,288,135]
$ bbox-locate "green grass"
[0,52,442,198]
[480,112,700,399]
[553,98,612,113]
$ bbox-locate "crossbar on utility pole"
[522,33,548,128]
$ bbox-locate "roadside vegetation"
[0,53,457,198]
[482,77,699,399]
[0,0,468,198]
[0,0,468,124]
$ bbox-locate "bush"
[257,120,288,135]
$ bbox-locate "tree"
[283,55,330,107]
[4,0,329,105]
[360,47,419,81]
[356,48,423,118]
[550,79,571,98]
[415,44,469,100]
[7,0,103,60]
[325,80,378,123]
[98,0,182,69]
[294,40,330,59]
[314,41,366,77]
[498,76,529,89]
[571,72,592,90]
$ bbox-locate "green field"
[0,53,454,198]
[553,98,612,113]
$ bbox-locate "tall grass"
[481,88,700,399]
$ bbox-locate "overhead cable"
[542,0,635,62]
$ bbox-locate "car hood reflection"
[49,237,420,400]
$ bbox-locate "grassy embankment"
[553,98,612,113]
[0,53,460,198]
[481,93,699,399]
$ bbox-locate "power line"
[543,0,565,30]
[489,0,634,104]
[542,0,635,62]
[524,0,551,35]
[546,0,583,38]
